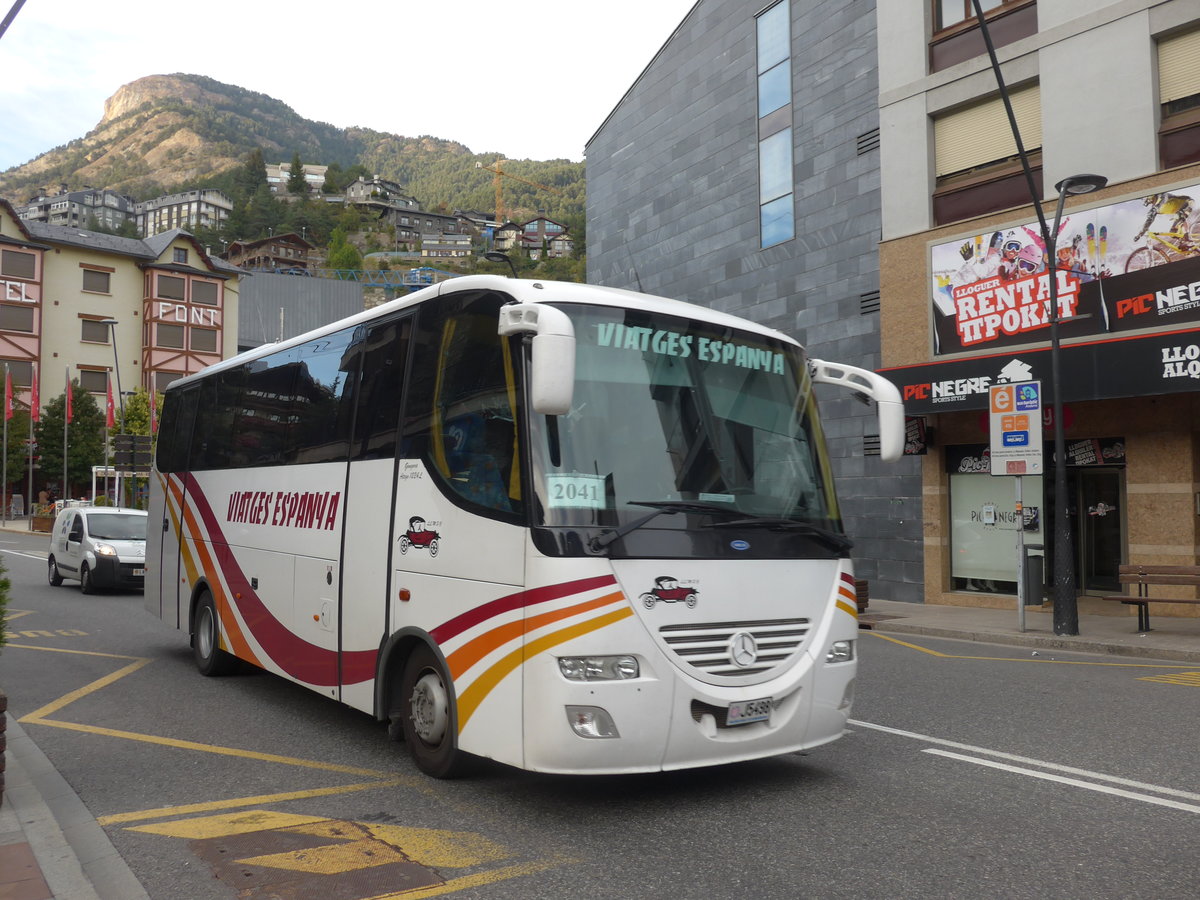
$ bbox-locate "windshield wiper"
[588,500,744,552]
[705,516,854,553]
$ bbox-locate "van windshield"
[86,513,146,541]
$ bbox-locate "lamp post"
[1046,175,1107,635]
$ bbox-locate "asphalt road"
[1,528,1198,900]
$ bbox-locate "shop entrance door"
[1075,468,1124,594]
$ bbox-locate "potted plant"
[31,501,56,533]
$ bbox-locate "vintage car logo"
[639,575,699,609]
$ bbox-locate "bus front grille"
[657,618,811,677]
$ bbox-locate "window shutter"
[1159,28,1200,104]
[934,85,1041,177]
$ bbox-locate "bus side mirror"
[498,303,576,415]
[809,359,906,462]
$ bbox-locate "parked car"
[47,506,148,593]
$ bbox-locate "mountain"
[0,74,585,223]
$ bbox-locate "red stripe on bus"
[429,574,618,645]
[182,473,377,687]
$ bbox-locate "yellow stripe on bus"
[455,606,634,731]
[835,599,858,618]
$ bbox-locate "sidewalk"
[2,597,1198,898]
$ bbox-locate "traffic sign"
[989,381,1043,475]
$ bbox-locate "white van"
[47,506,148,593]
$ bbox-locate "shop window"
[1158,28,1200,169]
[192,281,219,305]
[82,269,110,294]
[1,249,36,280]
[930,1,1036,73]
[0,305,34,333]
[81,319,111,343]
[933,85,1041,225]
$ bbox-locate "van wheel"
[47,556,64,586]
[80,564,95,594]
[193,589,239,676]
[399,645,472,778]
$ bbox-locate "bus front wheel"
[400,644,470,778]
[193,590,239,677]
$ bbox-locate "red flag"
[105,376,114,429]
[65,378,73,424]
[4,369,11,422]
[30,367,39,423]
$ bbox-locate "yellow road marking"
[365,858,572,900]
[22,658,153,720]
[98,779,416,826]
[868,631,1196,668]
[129,810,328,839]
[3,608,37,621]
[358,825,511,869]
[240,837,410,874]
[1138,671,1200,686]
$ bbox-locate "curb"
[3,717,149,900]
[873,620,1200,663]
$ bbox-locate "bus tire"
[193,590,239,677]
[399,644,470,778]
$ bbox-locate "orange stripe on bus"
[445,591,626,680]
[455,606,634,731]
[838,586,856,603]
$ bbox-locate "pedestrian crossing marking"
[1138,671,1200,686]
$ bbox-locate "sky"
[0,0,697,172]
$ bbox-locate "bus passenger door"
[149,385,198,629]
[339,316,412,712]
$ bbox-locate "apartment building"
[585,0,923,601]
[17,186,138,232]
[138,189,232,237]
[876,1,1200,611]
[0,199,241,412]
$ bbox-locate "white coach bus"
[146,274,903,777]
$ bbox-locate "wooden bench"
[1102,565,1200,632]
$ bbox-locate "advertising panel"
[930,182,1200,355]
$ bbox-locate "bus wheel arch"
[191,582,239,677]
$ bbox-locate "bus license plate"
[727,697,772,725]
[132,568,145,576]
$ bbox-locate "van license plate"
[727,697,771,725]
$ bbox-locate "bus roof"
[165,275,802,391]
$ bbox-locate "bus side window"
[350,316,412,462]
[194,373,243,471]
[291,329,358,464]
[406,292,522,518]
[156,387,199,474]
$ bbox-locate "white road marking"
[924,748,1200,815]
[850,718,1200,803]
[0,548,49,561]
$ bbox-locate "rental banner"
[930,182,1200,355]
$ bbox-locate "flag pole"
[3,363,9,525]
[28,363,37,530]
[63,366,70,501]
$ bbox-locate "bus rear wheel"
[399,644,470,778]
[193,590,239,676]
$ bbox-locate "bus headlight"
[558,655,639,681]
[565,706,620,738]
[93,542,117,557]
[826,640,854,663]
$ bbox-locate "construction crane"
[476,159,563,224]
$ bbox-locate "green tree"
[287,151,307,195]
[35,382,105,499]
[117,386,157,436]
[326,227,362,270]
[1,409,32,505]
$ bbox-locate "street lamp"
[1046,174,1107,635]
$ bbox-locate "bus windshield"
[529,303,841,542]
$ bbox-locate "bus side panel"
[339,457,399,714]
